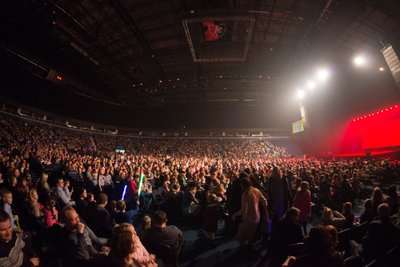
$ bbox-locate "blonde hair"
[322,207,334,221]
[141,215,152,231]
[40,173,50,191]
[29,188,41,217]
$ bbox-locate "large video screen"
[115,145,126,153]
[292,120,305,134]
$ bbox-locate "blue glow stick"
[121,185,127,200]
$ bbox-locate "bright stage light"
[306,80,316,90]
[297,89,305,100]
[353,55,366,66]
[316,68,329,81]
[379,67,384,71]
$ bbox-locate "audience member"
[43,196,60,228]
[0,113,399,266]
[283,225,343,267]
[61,206,109,264]
[144,210,183,252]
[371,187,385,217]
[321,207,346,230]
[115,200,130,224]
[268,166,291,221]
[137,215,152,241]
[233,178,269,247]
[351,203,400,262]
[100,223,158,267]
[360,198,375,223]
[293,181,311,235]
[271,207,304,252]
[202,193,223,241]
[342,202,355,229]
[54,178,75,208]
[385,185,399,216]
[0,209,40,267]
[86,193,113,238]
[1,189,18,229]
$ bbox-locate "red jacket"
[293,190,311,222]
[128,179,138,196]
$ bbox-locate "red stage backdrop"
[337,104,400,154]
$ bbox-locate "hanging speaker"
[381,44,400,93]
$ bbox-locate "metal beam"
[107,0,167,79]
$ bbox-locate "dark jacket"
[271,218,304,252]
[86,204,112,238]
[143,225,183,251]
[361,218,400,261]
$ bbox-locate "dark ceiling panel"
[1,0,400,130]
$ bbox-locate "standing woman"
[293,181,311,235]
[233,178,269,247]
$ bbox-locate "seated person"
[74,188,89,220]
[0,189,19,230]
[353,203,400,262]
[360,198,375,223]
[86,193,112,238]
[282,225,343,267]
[341,202,355,229]
[0,209,39,267]
[321,207,346,230]
[137,215,152,241]
[61,206,110,264]
[143,210,183,252]
[181,182,201,217]
[139,177,153,210]
[114,200,129,225]
[43,196,60,228]
[54,178,75,207]
[91,223,158,267]
[271,207,304,252]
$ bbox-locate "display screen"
[292,120,305,134]
[115,145,126,153]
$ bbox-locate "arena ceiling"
[2,0,400,110]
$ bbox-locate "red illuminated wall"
[337,104,400,153]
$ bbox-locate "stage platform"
[333,149,400,159]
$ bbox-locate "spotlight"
[379,67,385,71]
[306,80,316,90]
[316,68,329,81]
[353,55,366,66]
[297,89,305,100]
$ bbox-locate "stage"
[333,149,400,159]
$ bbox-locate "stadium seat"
[145,241,182,267]
[344,255,364,267]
